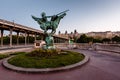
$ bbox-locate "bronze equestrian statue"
[32,10,68,49]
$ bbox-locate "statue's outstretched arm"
[31,15,41,21]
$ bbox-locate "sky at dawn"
[0,0,120,34]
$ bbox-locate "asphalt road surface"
[0,49,120,80]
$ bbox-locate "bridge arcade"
[0,19,68,47]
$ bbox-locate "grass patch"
[0,54,10,60]
[10,52,26,55]
[0,52,26,60]
[8,49,85,68]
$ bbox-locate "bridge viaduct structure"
[0,19,68,47]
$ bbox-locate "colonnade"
[54,37,67,43]
[0,29,67,47]
[0,28,39,47]
[0,19,68,48]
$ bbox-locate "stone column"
[10,28,13,47]
[56,38,58,43]
[25,32,27,46]
[27,33,29,44]
[1,29,4,47]
[34,33,37,41]
[17,32,19,45]
[41,35,44,40]
[58,38,60,43]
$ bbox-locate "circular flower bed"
[8,49,85,68]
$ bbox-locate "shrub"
[26,49,62,57]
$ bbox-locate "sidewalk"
[0,47,34,54]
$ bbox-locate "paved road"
[0,49,120,80]
[0,45,34,54]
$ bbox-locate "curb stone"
[2,54,89,73]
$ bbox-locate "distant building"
[86,31,120,39]
[57,29,80,41]
[57,30,120,40]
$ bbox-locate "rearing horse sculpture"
[32,10,68,49]
[32,10,68,35]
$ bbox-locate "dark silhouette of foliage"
[112,35,120,43]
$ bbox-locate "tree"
[3,36,10,44]
[112,35,120,43]
[87,37,94,43]
[29,36,34,43]
[19,36,25,44]
[93,38,102,43]
[102,38,111,43]
[77,34,102,43]
[77,34,88,43]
